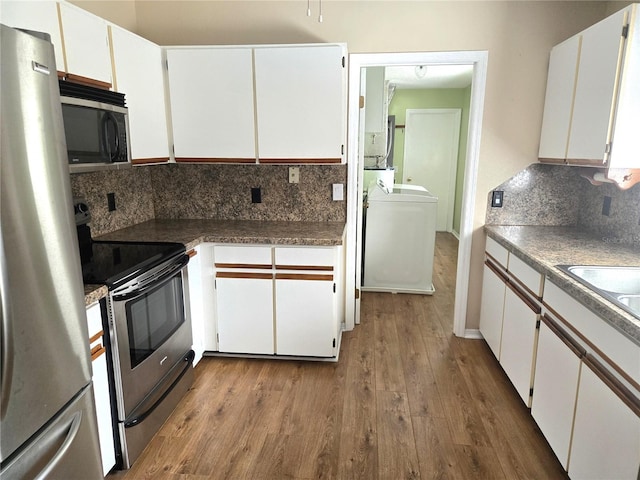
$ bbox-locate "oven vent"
[58,80,126,107]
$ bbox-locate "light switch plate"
[332,183,344,201]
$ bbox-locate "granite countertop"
[485,225,640,344]
[84,284,108,307]
[83,219,346,305]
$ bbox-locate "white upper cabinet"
[110,25,170,163]
[166,47,256,162]
[538,35,580,161]
[58,2,112,86]
[539,5,640,173]
[254,45,346,163]
[567,7,628,164]
[0,1,65,72]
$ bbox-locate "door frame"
[345,51,488,338]
[403,107,461,232]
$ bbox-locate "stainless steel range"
[76,201,194,469]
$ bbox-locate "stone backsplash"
[71,163,348,236]
[486,163,640,247]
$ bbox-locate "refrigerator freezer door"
[0,384,103,480]
[1,25,93,462]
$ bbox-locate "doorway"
[344,51,488,338]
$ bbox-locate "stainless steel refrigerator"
[0,24,104,479]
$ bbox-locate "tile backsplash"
[71,163,347,237]
[486,163,640,247]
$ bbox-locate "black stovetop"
[80,240,185,287]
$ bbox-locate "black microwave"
[59,81,131,172]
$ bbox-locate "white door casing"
[402,108,461,232]
[346,51,488,337]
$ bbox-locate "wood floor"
[109,233,567,480]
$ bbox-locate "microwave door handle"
[102,112,120,161]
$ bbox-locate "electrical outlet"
[107,192,116,211]
[251,187,261,203]
[491,190,504,208]
[602,196,612,216]
[289,166,300,184]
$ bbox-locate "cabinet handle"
[582,354,640,418]
[216,271,272,280]
[275,273,333,281]
[485,259,508,283]
[91,345,106,361]
[215,263,272,270]
[506,280,541,314]
[88,330,104,344]
[540,314,585,358]
[187,249,197,258]
[274,264,334,271]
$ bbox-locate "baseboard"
[464,329,483,339]
[451,229,460,240]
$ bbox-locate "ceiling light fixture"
[415,65,427,79]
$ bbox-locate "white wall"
[72,0,614,329]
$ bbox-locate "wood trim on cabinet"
[274,264,334,272]
[275,273,333,281]
[582,354,640,418]
[216,271,272,280]
[175,157,256,164]
[541,303,640,393]
[506,280,541,314]
[62,73,112,90]
[215,263,272,270]
[187,249,197,258]
[91,345,106,361]
[132,157,171,165]
[89,330,104,344]
[509,274,543,302]
[566,158,607,167]
[258,158,342,164]
[538,157,567,165]
[540,314,585,358]
[484,259,508,283]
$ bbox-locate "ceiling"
[384,65,474,89]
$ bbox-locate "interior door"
[402,108,461,232]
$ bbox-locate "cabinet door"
[87,304,116,476]
[531,316,582,469]
[499,285,539,406]
[58,2,112,85]
[567,8,628,164]
[569,359,640,479]
[110,26,170,163]
[166,48,256,161]
[0,1,65,72]
[254,45,345,162]
[275,277,336,357]
[216,276,274,354]
[479,262,507,359]
[538,35,581,161]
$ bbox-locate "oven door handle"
[123,350,195,428]
[112,254,189,302]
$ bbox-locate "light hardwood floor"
[109,233,567,479]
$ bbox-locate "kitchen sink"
[556,265,640,320]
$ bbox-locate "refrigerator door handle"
[31,411,83,480]
[0,236,14,420]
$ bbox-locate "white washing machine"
[362,182,438,294]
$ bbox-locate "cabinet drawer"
[214,245,272,267]
[274,247,335,270]
[508,254,544,298]
[486,236,509,268]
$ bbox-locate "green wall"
[389,86,471,233]
[389,86,471,234]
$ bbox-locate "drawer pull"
[91,345,106,361]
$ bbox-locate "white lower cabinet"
[531,315,583,470]
[86,303,116,476]
[275,275,336,357]
[213,244,341,358]
[187,245,217,365]
[479,260,507,359]
[568,357,640,479]
[216,275,275,354]
[499,284,540,406]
